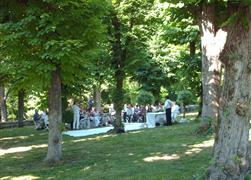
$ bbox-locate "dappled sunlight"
[0,175,39,180]
[128,130,142,134]
[80,166,91,172]
[72,134,117,143]
[184,139,213,155]
[0,144,47,156]
[0,135,30,141]
[143,153,180,162]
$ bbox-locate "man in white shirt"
[72,102,80,130]
[164,96,173,126]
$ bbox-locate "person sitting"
[126,104,134,123]
[93,108,101,127]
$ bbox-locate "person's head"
[35,109,38,113]
[166,95,170,99]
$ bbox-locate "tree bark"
[200,3,227,130]
[94,84,102,113]
[45,66,62,164]
[0,85,7,122]
[111,11,125,133]
[17,89,25,127]
[207,4,251,179]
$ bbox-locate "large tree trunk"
[207,4,251,179]
[111,11,125,133]
[94,84,102,113]
[200,3,227,130]
[17,89,25,127]
[45,66,62,164]
[0,85,7,122]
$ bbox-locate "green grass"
[0,119,213,180]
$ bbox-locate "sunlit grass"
[0,117,213,180]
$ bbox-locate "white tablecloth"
[146,112,166,128]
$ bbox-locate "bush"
[136,90,155,106]
[177,90,194,118]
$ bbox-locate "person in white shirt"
[72,102,80,130]
[41,110,49,129]
[164,96,173,126]
[171,102,180,122]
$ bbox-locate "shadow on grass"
[0,122,213,180]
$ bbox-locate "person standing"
[164,96,173,126]
[41,110,49,129]
[87,97,94,112]
[33,109,40,129]
[171,102,180,122]
[72,102,80,130]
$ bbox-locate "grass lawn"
[0,116,213,180]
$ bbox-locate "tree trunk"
[182,103,185,118]
[45,66,62,164]
[94,84,102,113]
[197,84,203,117]
[111,11,125,133]
[17,89,25,127]
[0,85,7,122]
[200,3,227,130]
[189,41,196,57]
[207,5,251,179]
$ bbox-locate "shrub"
[136,90,155,106]
[177,90,194,118]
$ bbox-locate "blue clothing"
[33,112,40,122]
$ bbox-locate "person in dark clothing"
[33,110,41,129]
[164,96,173,126]
[33,110,40,122]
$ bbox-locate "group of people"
[33,110,49,130]
[72,101,109,130]
[32,95,180,131]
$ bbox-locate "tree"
[199,1,227,130]
[0,0,108,164]
[17,89,25,127]
[207,2,251,179]
[108,0,155,133]
[0,85,7,122]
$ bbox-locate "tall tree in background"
[109,0,155,132]
[0,85,7,122]
[17,89,25,127]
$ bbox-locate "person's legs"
[76,114,80,129]
[166,108,172,126]
[168,108,172,125]
[73,114,77,129]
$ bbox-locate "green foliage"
[62,109,73,124]
[177,90,194,106]
[136,90,155,105]
[0,0,109,91]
